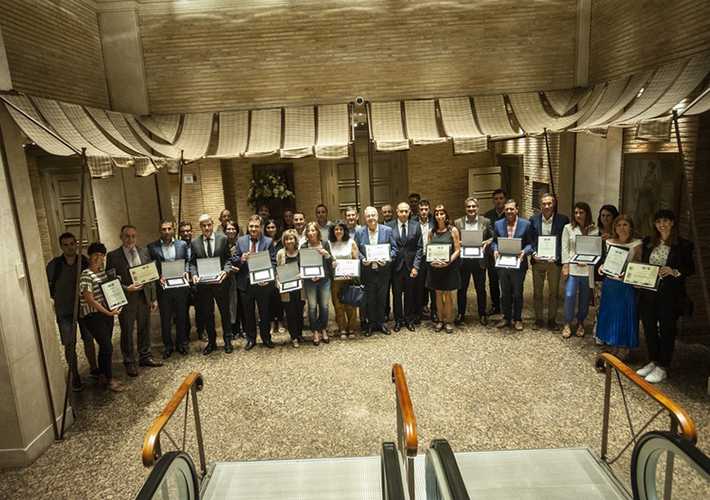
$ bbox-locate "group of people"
[47,191,694,393]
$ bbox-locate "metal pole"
[543,128,557,200]
[178,150,185,223]
[663,418,678,500]
[600,365,612,461]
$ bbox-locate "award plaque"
[426,244,451,262]
[601,245,630,277]
[196,257,222,283]
[623,262,661,291]
[300,248,325,279]
[365,244,392,262]
[536,235,558,261]
[570,235,602,265]
[248,251,275,285]
[496,238,522,269]
[161,260,189,289]
[276,262,302,293]
[334,259,360,278]
[460,230,483,259]
[129,261,160,285]
[101,278,128,310]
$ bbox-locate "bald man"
[387,202,423,331]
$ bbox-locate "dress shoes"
[203,344,216,355]
[479,316,489,326]
[547,320,559,331]
[245,340,256,351]
[364,328,374,338]
[514,321,524,331]
[379,325,392,335]
[176,345,189,356]
[224,344,234,354]
[454,314,465,326]
[264,340,275,349]
[531,320,544,331]
[413,315,421,325]
[406,321,416,332]
[140,357,164,367]
[393,322,402,332]
[486,307,501,316]
[431,314,439,324]
[496,319,510,329]
[162,348,173,359]
[125,364,139,377]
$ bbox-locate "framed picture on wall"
[622,153,681,239]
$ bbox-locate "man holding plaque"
[106,225,161,377]
[413,199,437,324]
[189,214,233,355]
[491,200,534,331]
[453,197,493,326]
[354,206,398,336]
[148,220,189,358]
[484,189,507,316]
[232,215,277,350]
[387,202,423,332]
[529,193,569,331]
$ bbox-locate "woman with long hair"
[635,210,694,383]
[593,204,621,344]
[264,218,285,334]
[282,208,295,232]
[425,204,461,333]
[596,214,642,361]
[225,221,245,337]
[302,221,334,345]
[561,202,598,338]
[328,220,360,339]
[275,229,305,347]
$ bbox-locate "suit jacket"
[106,245,157,305]
[484,208,506,224]
[528,212,570,266]
[354,224,399,265]
[491,217,534,272]
[453,215,494,269]
[641,236,694,305]
[188,232,232,279]
[231,234,277,291]
[386,219,423,271]
[147,238,189,275]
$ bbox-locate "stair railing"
[392,363,418,499]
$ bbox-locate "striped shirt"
[79,269,109,318]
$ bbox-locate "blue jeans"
[564,275,592,324]
[304,278,331,331]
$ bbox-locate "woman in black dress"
[426,204,461,333]
[264,219,284,334]
[636,210,694,383]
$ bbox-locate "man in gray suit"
[454,197,493,325]
[106,225,161,377]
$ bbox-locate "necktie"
[400,223,406,242]
[132,248,140,267]
[206,237,212,257]
[250,239,257,254]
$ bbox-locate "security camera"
[355,96,365,106]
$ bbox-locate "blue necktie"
[400,223,406,243]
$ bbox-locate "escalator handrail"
[135,451,200,500]
[392,363,418,457]
[142,372,205,468]
[428,439,471,500]
[631,431,710,500]
[595,354,696,443]
[381,442,409,500]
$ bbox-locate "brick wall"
[139,0,577,113]
[0,0,109,108]
[169,158,225,229]
[589,0,710,83]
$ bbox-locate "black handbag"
[338,282,366,307]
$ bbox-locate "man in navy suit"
[413,199,437,324]
[148,220,190,358]
[387,202,423,332]
[189,214,233,355]
[354,206,399,336]
[529,193,570,331]
[232,215,277,350]
[491,199,534,331]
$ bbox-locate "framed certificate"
[334,259,360,278]
[365,244,391,262]
[129,261,160,285]
[496,254,522,269]
[197,257,222,283]
[623,262,660,291]
[536,235,558,261]
[276,262,301,293]
[460,230,483,259]
[249,251,275,285]
[570,235,602,265]
[427,244,451,262]
[601,245,630,277]
[300,248,325,278]
[495,238,522,269]
[101,278,128,310]
[161,260,188,289]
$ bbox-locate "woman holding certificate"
[276,229,305,347]
[78,243,124,393]
[592,205,620,343]
[265,219,285,335]
[636,210,694,383]
[301,222,334,345]
[596,215,642,361]
[561,202,598,338]
[328,220,360,339]
[225,222,246,338]
[426,205,461,333]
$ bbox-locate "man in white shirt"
[293,211,307,247]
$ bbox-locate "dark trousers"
[240,284,273,343]
[283,292,304,340]
[458,260,487,317]
[185,285,206,338]
[157,287,189,349]
[118,294,152,365]
[640,289,681,367]
[392,266,416,322]
[80,313,114,379]
[414,261,437,318]
[487,255,501,310]
[197,282,232,347]
[362,264,391,327]
[269,287,284,323]
[499,268,525,322]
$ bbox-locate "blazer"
[491,217,534,272]
[147,238,189,275]
[641,236,694,306]
[188,232,232,278]
[528,212,570,266]
[386,219,423,271]
[484,208,506,224]
[105,245,157,305]
[353,224,399,265]
[231,234,277,291]
[453,215,494,269]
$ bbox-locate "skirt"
[596,277,639,347]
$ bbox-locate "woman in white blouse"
[328,220,360,339]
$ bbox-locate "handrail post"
[663,419,678,500]
[192,383,207,476]
[601,362,612,461]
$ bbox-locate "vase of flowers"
[247,173,295,213]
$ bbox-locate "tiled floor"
[1,284,709,498]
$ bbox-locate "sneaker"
[636,362,657,378]
[645,366,667,383]
[71,376,83,392]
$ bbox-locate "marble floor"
[1,284,709,499]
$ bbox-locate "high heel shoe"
[312,332,320,346]
[322,332,330,344]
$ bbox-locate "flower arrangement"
[247,173,294,212]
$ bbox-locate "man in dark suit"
[179,221,206,342]
[354,206,399,336]
[529,193,569,331]
[188,214,233,355]
[232,215,277,350]
[413,199,437,323]
[453,197,494,326]
[387,202,423,332]
[106,225,161,377]
[491,199,534,331]
[484,188,507,316]
[147,219,190,358]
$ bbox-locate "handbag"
[338,281,366,307]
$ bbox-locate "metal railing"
[141,372,207,476]
[392,363,418,499]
